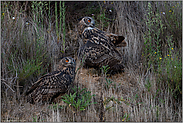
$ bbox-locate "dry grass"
[1,66,182,122]
[1,1,182,122]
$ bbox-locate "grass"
[1,1,182,122]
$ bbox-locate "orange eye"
[66,59,69,62]
[88,19,91,23]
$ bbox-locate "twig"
[1,79,15,93]
[75,57,84,103]
[15,70,20,100]
[99,68,105,122]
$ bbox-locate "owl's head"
[57,57,76,70]
[78,16,95,28]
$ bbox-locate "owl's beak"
[91,23,95,27]
[71,61,76,67]
[90,20,95,27]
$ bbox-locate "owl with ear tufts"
[77,16,127,72]
[25,57,76,104]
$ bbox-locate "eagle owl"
[25,57,76,104]
[77,16,127,72]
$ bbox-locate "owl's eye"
[88,19,91,23]
[65,59,69,63]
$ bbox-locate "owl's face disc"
[60,57,76,67]
[80,17,95,27]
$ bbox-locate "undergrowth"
[143,2,182,100]
[61,86,97,113]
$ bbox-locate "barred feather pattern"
[77,17,126,71]
[25,57,76,104]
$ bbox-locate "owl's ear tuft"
[58,57,64,60]
[118,36,125,41]
[78,17,83,21]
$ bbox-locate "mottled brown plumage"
[77,17,127,71]
[25,57,76,104]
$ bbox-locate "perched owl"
[77,17,127,72]
[25,57,76,104]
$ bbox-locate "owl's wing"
[82,27,117,48]
[25,74,49,96]
[82,27,127,47]
[105,33,127,47]
[78,39,122,68]
[26,70,74,103]
[26,70,72,96]
[79,26,125,69]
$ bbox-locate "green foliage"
[97,7,113,30]
[32,115,38,122]
[155,105,160,121]
[85,2,101,16]
[143,2,182,99]
[104,78,113,89]
[55,1,66,53]
[104,78,117,89]
[32,115,45,122]
[31,1,47,29]
[18,59,42,81]
[62,1,66,53]
[159,41,182,99]
[84,2,115,30]
[1,1,67,93]
[163,1,182,46]
[121,113,131,122]
[3,30,49,84]
[144,78,152,92]
[100,65,110,76]
[31,1,66,53]
[143,2,164,68]
[61,86,97,112]
[97,11,109,30]
[55,2,58,35]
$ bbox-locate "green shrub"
[143,2,182,99]
[61,86,97,112]
[1,1,67,94]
